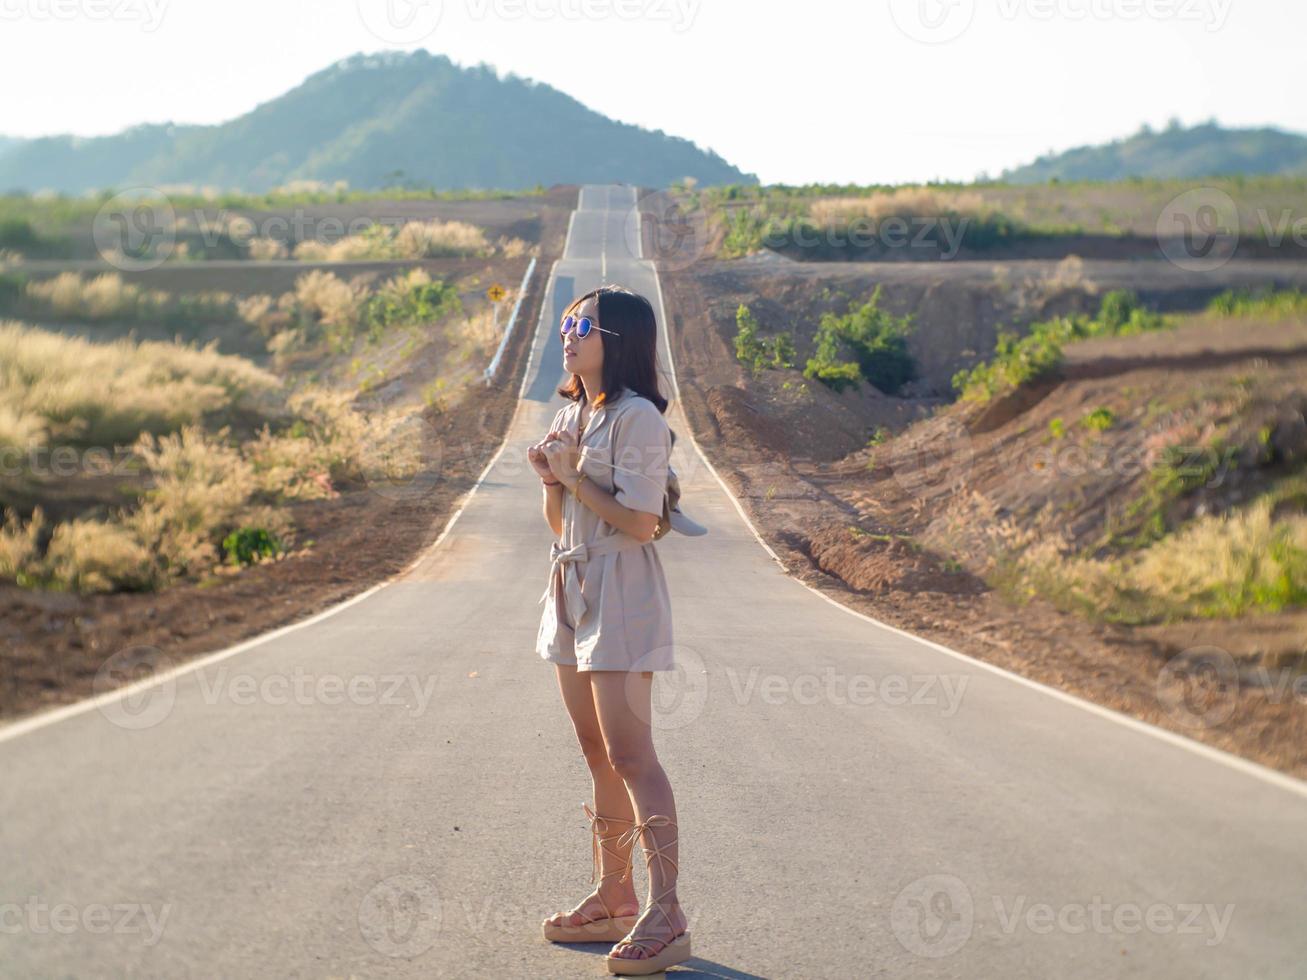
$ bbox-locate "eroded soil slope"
[662,257,1307,779]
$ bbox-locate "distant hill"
[0,136,25,160]
[0,50,756,194]
[1000,120,1307,182]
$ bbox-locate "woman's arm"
[558,471,659,544]
[531,411,569,538]
[550,401,669,544]
[543,481,565,539]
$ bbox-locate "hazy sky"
[0,0,1301,184]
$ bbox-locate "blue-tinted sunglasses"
[561,313,618,340]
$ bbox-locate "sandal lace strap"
[613,814,678,886]
[609,815,685,958]
[612,881,686,955]
[583,801,636,885]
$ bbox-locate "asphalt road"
[2,184,1305,979]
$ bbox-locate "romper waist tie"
[539,533,649,625]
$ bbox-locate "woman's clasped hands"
[527,427,581,487]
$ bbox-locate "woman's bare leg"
[588,669,687,961]
[542,663,640,928]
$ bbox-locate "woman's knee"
[604,742,657,781]
[575,728,612,769]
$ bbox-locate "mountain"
[999,120,1307,182]
[0,136,25,159]
[0,51,756,194]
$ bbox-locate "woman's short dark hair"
[556,284,669,417]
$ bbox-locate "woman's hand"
[541,431,581,488]
[527,429,561,480]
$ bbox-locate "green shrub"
[770,331,796,368]
[805,359,862,393]
[953,327,1064,403]
[720,208,782,258]
[1084,407,1115,431]
[362,270,462,342]
[1094,289,1167,335]
[954,291,1170,403]
[734,303,763,365]
[803,285,916,394]
[0,218,39,250]
[1206,287,1307,318]
[734,303,795,374]
[0,271,24,311]
[222,527,283,566]
[1098,289,1135,332]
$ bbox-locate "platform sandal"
[541,802,641,943]
[604,814,692,975]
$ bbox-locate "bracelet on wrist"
[541,476,561,486]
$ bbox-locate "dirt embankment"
[0,188,579,725]
[660,256,1307,779]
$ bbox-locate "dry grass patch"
[927,489,1307,625]
[0,320,280,447]
[809,187,992,225]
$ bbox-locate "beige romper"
[536,390,676,672]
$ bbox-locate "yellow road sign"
[487,283,506,303]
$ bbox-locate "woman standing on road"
[526,284,692,975]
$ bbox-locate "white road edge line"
[0,191,581,747]
[646,246,1307,802]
